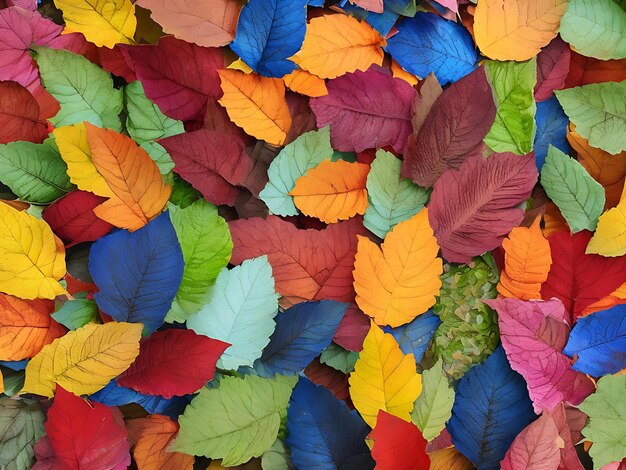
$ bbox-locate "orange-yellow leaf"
[391,60,418,86]
[291,14,385,79]
[429,447,474,470]
[474,0,568,61]
[217,69,292,146]
[543,202,569,237]
[353,209,443,327]
[289,160,369,223]
[282,69,328,97]
[586,199,626,257]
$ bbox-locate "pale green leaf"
[319,343,359,374]
[140,141,174,175]
[0,397,45,470]
[262,439,290,470]
[51,297,98,330]
[411,359,454,441]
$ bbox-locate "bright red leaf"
[371,410,430,470]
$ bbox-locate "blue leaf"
[382,310,440,362]
[230,0,307,78]
[89,211,184,334]
[533,96,569,170]
[0,360,28,371]
[448,345,536,470]
[563,304,626,376]
[384,13,477,85]
[253,300,348,377]
[286,378,374,470]
[307,0,324,5]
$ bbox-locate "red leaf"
[564,52,626,88]
[42,190,113,247]
[310,67,417,152]
[402,66,496,187]
[0,81,47,143]
[45,387,131,470]
[371,410,429,470]
[304,358,353,408]
[32,436,70,470]
[428,152,538,263]
[47,32,100,65]
[99,44,136,82]
[534,37,570,102]
[551,403,585,470]
[333,303,370,351]
[500,413,562,470]
[117,329,229,398]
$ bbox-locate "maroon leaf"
[98,44,136,82]
[564,51,626,88]
[304,358,353,408]
[285,91,317,144]
[0,80,48,144]
[534,37,571,102]
[333,303,370,352]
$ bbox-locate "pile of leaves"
[0,0,625,468]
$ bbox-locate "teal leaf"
[51,297,98,330]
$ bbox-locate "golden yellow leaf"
[349,322,421,427]
[21,322,142,398]
[218,70,292,146]
[282,69,328,97]
[353,209,443,327]
[227,58,253,73]
[586,200,626,257]
[291,14,385,79]
[391,60,418,86]
[473,0,568,61]
[429,447,474,470]
[290,159,369,223]
[0,203,66,300]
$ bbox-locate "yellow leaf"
[586,200,626,257]
[291,14,385,79]
[391,60,418,86]
[227,58,253,74]
[218,70,292,146]
[290,159,369,223]
[54,0,137,48]
[353,209,443,327]
[473,0,568,61]
[349,322,421,427]
[0,203,66,300]
[282,69,328,97]
[21,322,142,397]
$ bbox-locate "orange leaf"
[473,0,568,61]
[582,282,626,316]
[429,447,474,470]
[391,59,418,86]
[282,69,328,97]
[498,218,552,300]
[217,70,292,146]
[543,202,568,237]
[85,123,171,231]
[289,159,369,223]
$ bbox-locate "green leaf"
[0,139,74,204]
[166,200,233,323]
[555,81,626,155]
[579,374,626,469]
[484,58,537,155]
[172,374,297,466]
[319,343,359,374]
[0,397,45,470]
[34,47,122,131]
[411,359,454,441]
[364,149,430,238]
[560,0,626,61]
[540,145,605,232]
[187,256,279,370]
[140,141,174,175]
[1,368,25,397]
[262,439,291,470]
[124,81,184,144]
[169,174,202,209]
[51,298,98,330]
[259,127,333,216]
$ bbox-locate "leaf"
[187,256,279,370]
[364,150,429,238]
[319,343,359,374]
[565,52,626,88]
[534,37,571,102]
[140,141,174,175]
[51,297,98,330]
[21,322,142,397]
[118,329,229,398]
[371,413,429,470]
[500,413,562,470]
[385,12,478,86]
[484,58,537,155]
[541,145,605,232]
[0,397,44,470]
[473,0,568,61]
[555,81,626,155]
[353,209,442,327]
[447,346,536,470]
[282,69,328,97]
[560,0,626,61]
[533,95,570,169]
[34,47,123,130]
[564,304,626,376]
[586,200,626,257]
[411,359,454,441]
[166,200,232,323]
[172,375,296,466]
[429,152,538,263]
[45,386,130,469]
[497,218,552,300]
[348,322,421,427]
[402,66,495,187]
[382,310,440,363]
[89,212,184,334]
[0,202,66,300]
[291,14,384,79]
[0,81,48,144]
[135,0,239,47]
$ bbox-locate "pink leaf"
[501,413,562,470]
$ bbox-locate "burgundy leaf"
[534,37,571,102]
[0,80,48,144]
[304,358,353,408]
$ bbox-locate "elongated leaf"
[282,68,328,97]
[411,359,454,441]
[534,37,571,102]
[0,397,44,470]
[140,141,174,175]
[0,81,48,144]
[382,310,440,363]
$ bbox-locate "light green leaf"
[319,343,359,374]
[540,145,605,232]
[124,81,184,144]
[555,81,626,155]
[411,359,454,441]
[166,200,233,323]
[559,0,626,61]
[579,374,626,469]
[262,439,291,470]
[34,47,122,131]
[364,149,430,238]
[484,58,537,155]
[259,127,333,216]
[0,397,45,470]
[0,139,74,204]
[172,374,297,466]
[51,297,98,330]
[140,141,174,175]
[187,256,279,370]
